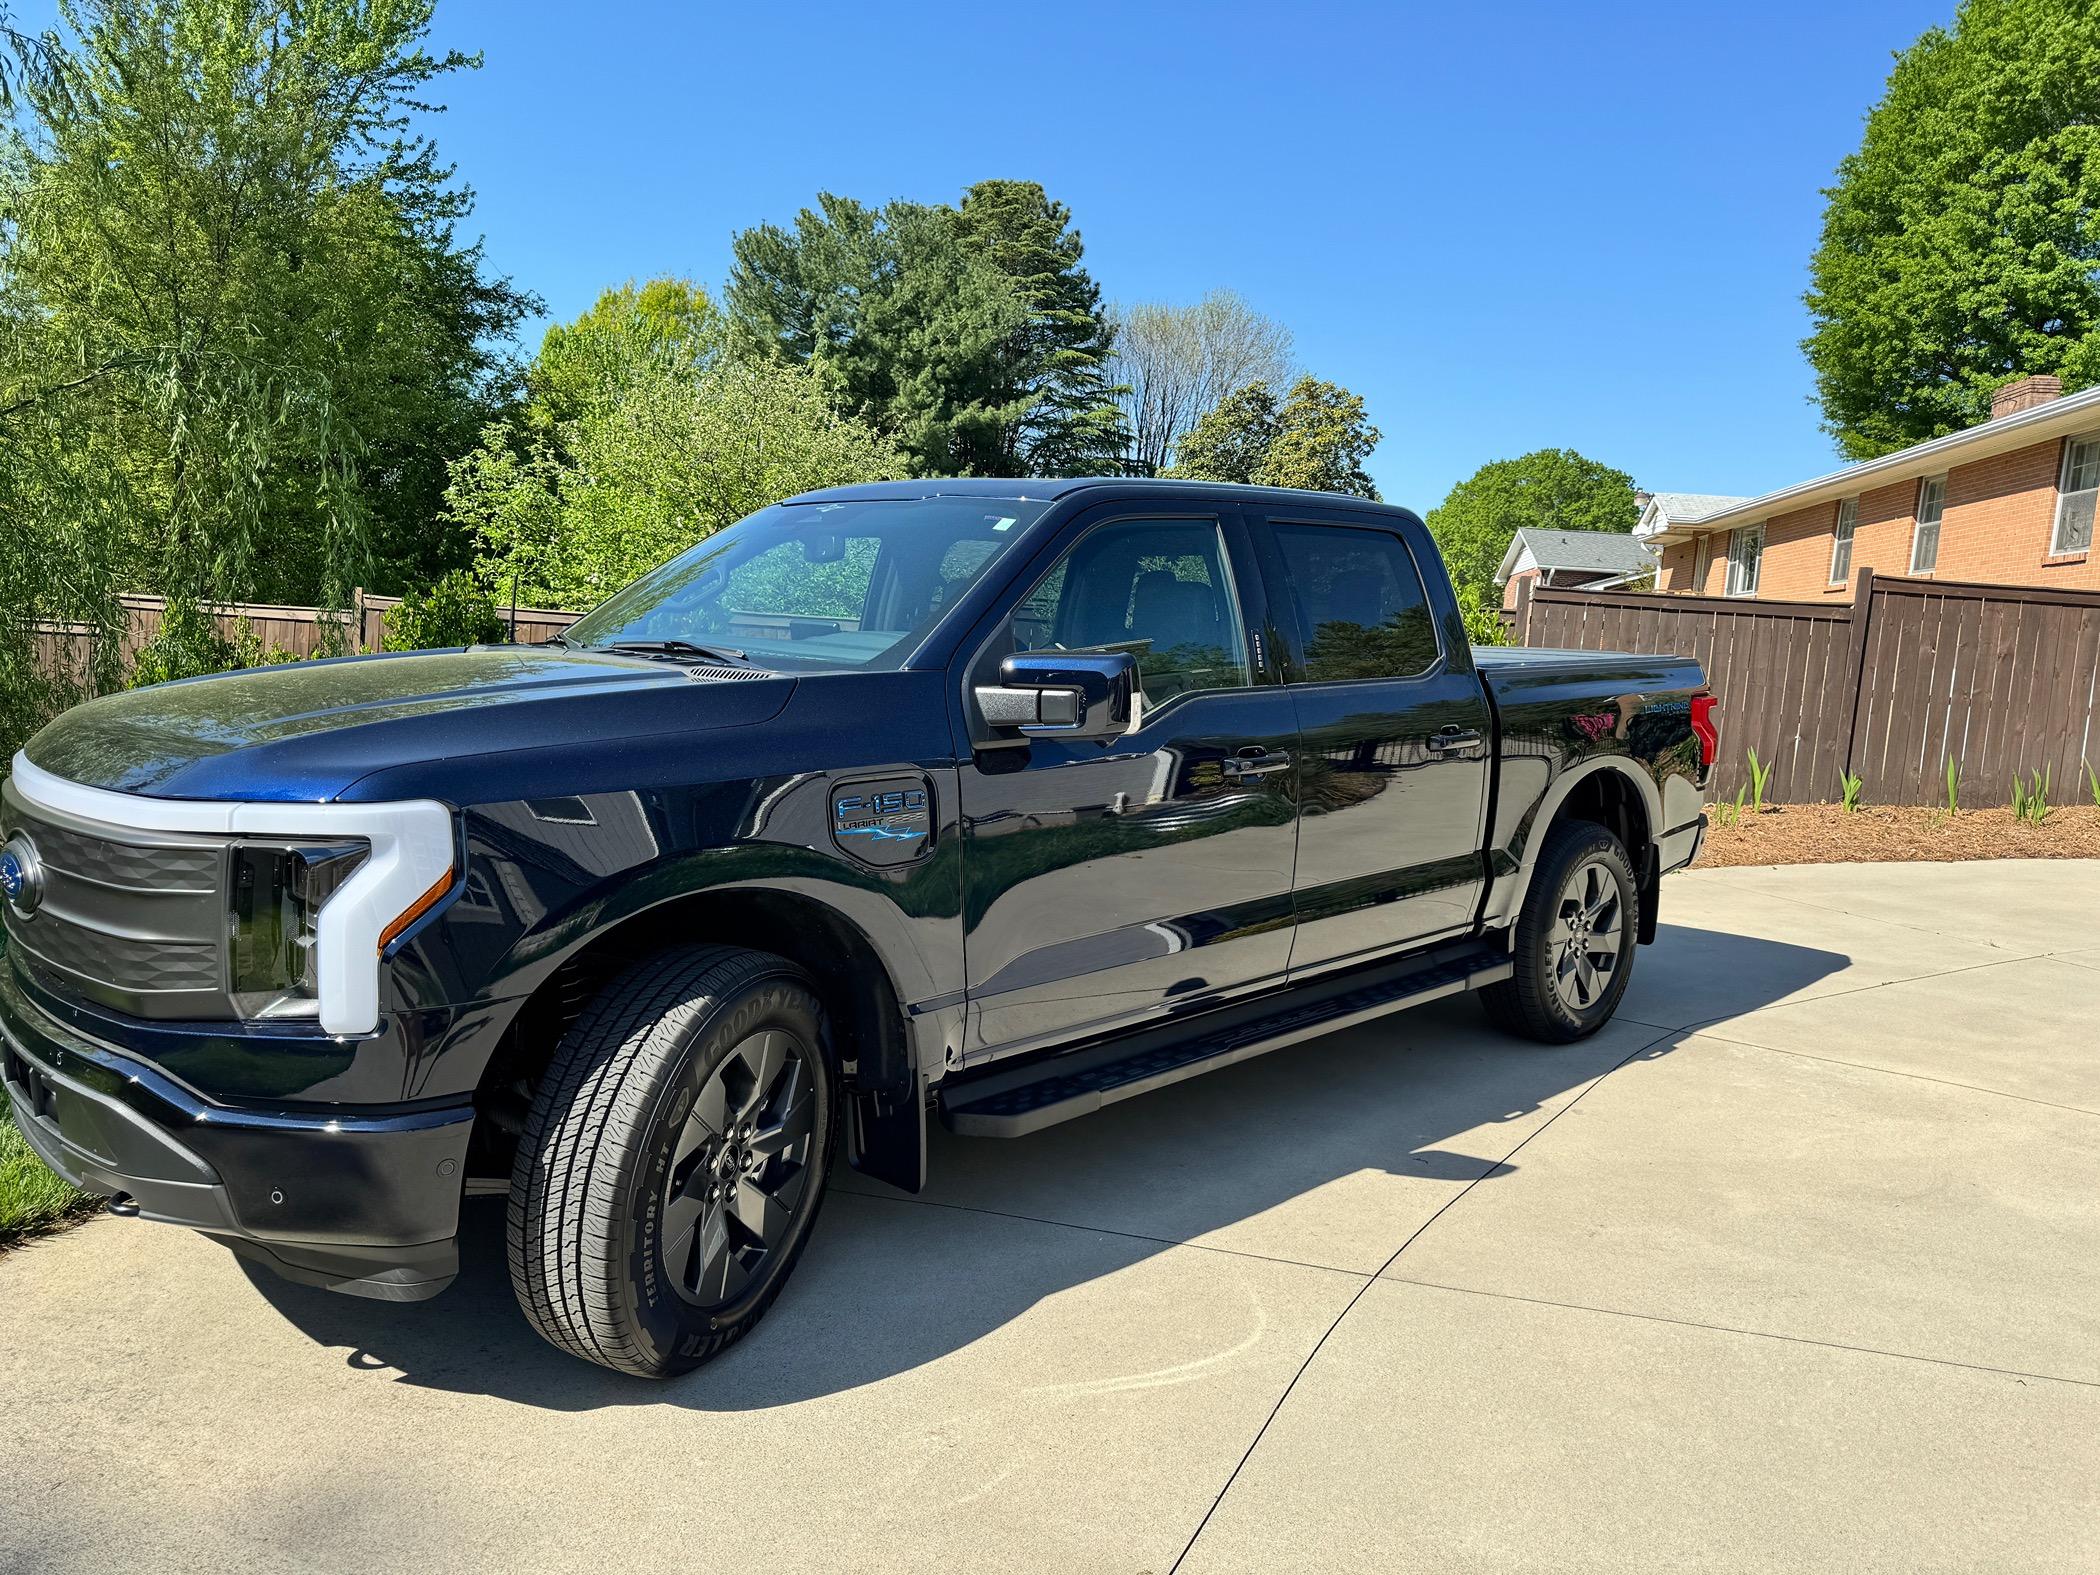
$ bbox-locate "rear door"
[1246,505,1492,973]
[955,500,1300,1057]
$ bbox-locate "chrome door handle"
[1425,728,1484,755]
[1222,747,1292,778]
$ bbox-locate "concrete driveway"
[3,861,2096,1574]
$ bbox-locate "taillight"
[1690,695,1719,768]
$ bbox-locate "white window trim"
[1910,475,1946,575]
[2051,432,2100,557]
[1725,523,1763,598]
[1829,497,1857,586]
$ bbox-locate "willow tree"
[0,0,530,695]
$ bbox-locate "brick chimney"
[1990,374,2063,421]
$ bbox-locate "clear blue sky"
[28,0,1956,508]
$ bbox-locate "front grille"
[0,777,232,1019]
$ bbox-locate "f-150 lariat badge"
[830,775,935,867]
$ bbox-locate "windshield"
[563,496,1054,673]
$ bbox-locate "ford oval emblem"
[0,834,43,916]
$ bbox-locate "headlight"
[228,841,370,1019]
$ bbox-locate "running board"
[939,942,1512,1138]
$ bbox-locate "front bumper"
[0,963,473,1301]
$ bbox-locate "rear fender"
[1482,757,1664,931]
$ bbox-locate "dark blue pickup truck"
[0,479,1713,1376]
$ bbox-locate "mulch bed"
[1695,802,2100,867]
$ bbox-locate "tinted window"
[565,497,1049,673]
[1272,522,1439,680]
[1009,519,1251,704]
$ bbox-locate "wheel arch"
[466,885,926,1193]
[1486,757,1662,941]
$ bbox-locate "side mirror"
[975,651,1135,741]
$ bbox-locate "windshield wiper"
[591,638,750,665]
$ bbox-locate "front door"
[957,504,1299,1057]
[1246,506,1493,973]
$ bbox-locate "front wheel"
[506,945,838,1377]
[1480,820,1639,1043]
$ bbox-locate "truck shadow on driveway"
[239,922,1845,1410]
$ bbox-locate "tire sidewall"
[620,972,835,1370]
[1529,830,1638,1037]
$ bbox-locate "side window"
[1271,523,1439,681]
[1009,519,1251,704]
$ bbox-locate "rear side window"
[1270,523,1439,681]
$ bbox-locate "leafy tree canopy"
[726,181,1126,477]
[1425,448,1640,641]
[452,279,905,608]
[0,0,533,614]
[955,178,1127,475]
[1167,376,1381,498]
[1805,0,2100,456]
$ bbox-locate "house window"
[1725,524,1763,597]
[2053,435,2100,556]
[1911,476,1945,573]
[1830,498,1857,585]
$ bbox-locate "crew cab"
[0,479,1713,1376]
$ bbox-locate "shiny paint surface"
[952,499,1300,1055]
[1240,501,1496,973]
[1473,645,1708,926]
[2,477,1708,1282]
[958,691,1301,1055]
[26,646,793,801]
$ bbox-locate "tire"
[506,945,838,1377]
[1480,819,1639,1044]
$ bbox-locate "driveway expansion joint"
[1676,1030,2100,1118]
[1165,1014,1686,1573]
[1379,1275,2100,1391]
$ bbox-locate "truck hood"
[22,647,796,802]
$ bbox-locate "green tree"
[0,3,64,112]
[1425,448,1640,642]
[452,281,906,608]
[1168,376,1381,498]
[955,178,1127,474]
[727,194,1025,476]
[1805,0,2100,457]
[529,276,721,433]
[727,182,1127,477]
[0,0,532,628]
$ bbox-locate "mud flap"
[847,1076,926,1194]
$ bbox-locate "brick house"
[1493,528,1656,609]
[1637,376,2100,599]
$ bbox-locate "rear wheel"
[1481,820,1638,1043]
[506,945,837,1377]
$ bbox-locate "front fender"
[385,771,964,1103]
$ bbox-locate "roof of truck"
[784,477,1417,512]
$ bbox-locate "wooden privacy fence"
[1511,569,2100,806]
[35,591,586,681]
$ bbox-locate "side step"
[939,941,1512,1138]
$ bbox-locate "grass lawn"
[1,1104,95,1247]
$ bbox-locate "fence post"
[351,587,367,654]
[1511,574,1534,646]
[1839,566,1877,780]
